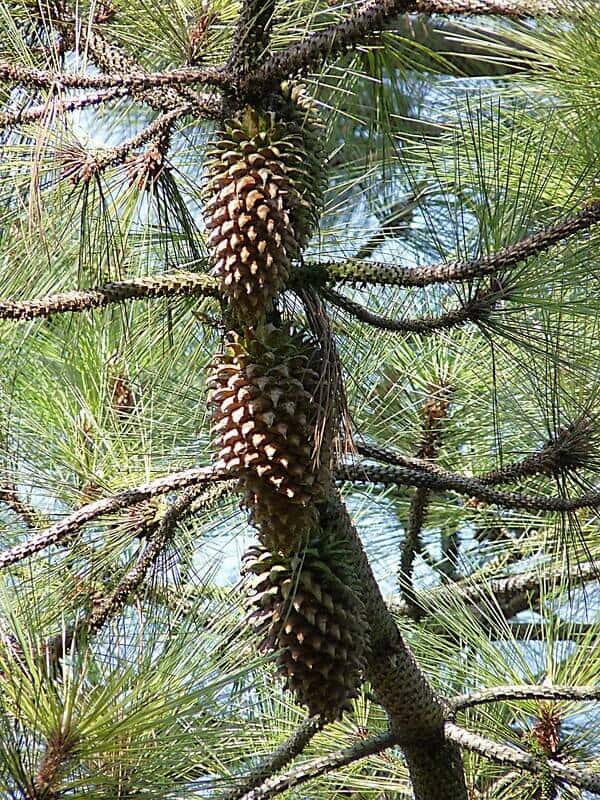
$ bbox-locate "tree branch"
[477,416,595,485]
[228,0,276,74]
[337,461,600,513]
[0,62,228,92]
[0,271,217,321]
[399,387,451,613]
[61,108,186,183]
[360,415,596,489]
[450,684,600,715]
[86,485,216,633]
[390,561,599,622]
[0,485,46,530]
[444,722,600,794]
[0,86,131,132]
[298,200,600,289]
[318,492,468,798]
[0,466,226,570]
[78,28,223,117]
[247,1,414,92]
[246,0,558,93]
[233,730,397,800]
[323,284,503,334]
[223,716,325,800]
[416,0,558,14]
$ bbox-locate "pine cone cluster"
[204,89,325,323]
[208,324,331,551]
[242,536,367,720]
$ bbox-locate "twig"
[444,722,600,793]
[477,417,595,484]
[63,107,187,183]
[359,416,596,488]
[34,727,78,797]
[416,0,559,14]
[399,387,451,613]
[390,561,599,621]
[0,466,226,570]
[80,29,223,117]
[234,730,397,800]
[0,62,228,92]
[0,86,130,131]
[450,684,600,715]
[0,486,45,529]
[0,271,217,321]
[354,192,423,260]
[223,716,325,800]
[322,285,502,334]
[248,0,414,91]
[297,200,600,289]
[337,461,600,513]
[87,485,213,633]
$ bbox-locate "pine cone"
[242,535,367,720]
[208,324,331,551]
[203,89,325,323]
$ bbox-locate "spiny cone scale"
[204,86,325,323]
[242,536,367,720]
[208,324,331,552]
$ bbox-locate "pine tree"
[0,1,599,799]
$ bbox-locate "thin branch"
[416,0,559,14]
[33,727,77,797]
[390,561,599,621]
[455,562,600,603]
[223,716,325,800]
[450,685,600,714]
[298,200,600,289]
[0,486,45,529]
[0,62,228,92]
[247,0,558,92]
[353,192,423,260]
[62,108,187,183]
[0,86,130,132]
[399,387,451,613]
[248,0,414,91]
[360,416,597,489]
[87,485,215,633]
[79,28,223,117]
[234,731,397,800]
[322,284,502,334]
[0,271,217,321]
[0,466,226,570]
[478,417,596,485]
[337,461,600,513]
[444,722,600,793]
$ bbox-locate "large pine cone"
[203,88,325,323]
[208,324,331,551]
[242,535,368,720]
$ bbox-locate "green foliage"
[0,0,599,798]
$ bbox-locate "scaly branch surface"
[298,200,600,289]
[0,272,217,321]
[223,716,325,800]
